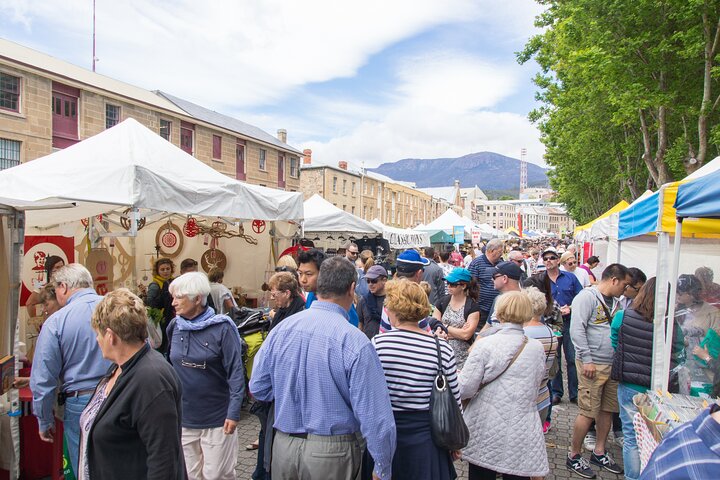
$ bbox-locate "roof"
[157,91,301,155]
[300,162,417,188]
[418,187,458,204]
[0,38,187,116]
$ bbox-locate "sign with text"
[453,226,464,244]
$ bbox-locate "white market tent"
[0,118,304,225]
[416,208,475,238]
[302,194,381,234]
[370,219,430,249]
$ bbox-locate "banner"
[21,235,75,306]
[471,228,482,245]
[453,226,464,244]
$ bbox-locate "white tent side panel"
[607,236,720,278]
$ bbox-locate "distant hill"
[369,152,548,193]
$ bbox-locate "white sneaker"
[583,431,597,452]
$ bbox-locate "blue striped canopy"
[675,168,720,219]
[618,191,659,240]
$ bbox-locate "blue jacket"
[167,308,245,429]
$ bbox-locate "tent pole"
[650,231,670,390]
[661,218,683,392]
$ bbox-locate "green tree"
[520,0,720,223]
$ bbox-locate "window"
[333,177,337,193]
[371,184,374,195]
[363,206,367,218]
[0,139,20,170]
[105,104,120,129]
[352,182,356,196]
[343,205,347,211]
[0,73,20,112]
[180,121,194,155]
[342,179,347,194]
[236,141,246,180]
[289,157,298,177]
[160,119,171,141]
[259,148,266,170]
[212,135,222,159]
[52,82,79,148]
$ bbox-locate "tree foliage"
[520,0,720,223]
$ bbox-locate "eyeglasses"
[543,256,558,261]
[511,259,524,264]
[447,282,465,287]
[347,251,358,256]
[269,290,287,297]
[565,261,577,266]
[367,278,385,284]
[275,266,293,272]
[492,274,505,280]
[624,284,640,293]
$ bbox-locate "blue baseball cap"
[444,267,472,284]
[396,249,430,273]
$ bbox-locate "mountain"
[369,152,548,193]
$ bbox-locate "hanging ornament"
[252,219,266,234]
[183,217,200,237]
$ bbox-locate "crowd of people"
[22,237,720,480]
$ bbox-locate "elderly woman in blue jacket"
[167,272,245,480]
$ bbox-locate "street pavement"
[233,394,624,480]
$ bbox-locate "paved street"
[234,396,624,480]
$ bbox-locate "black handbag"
[232,307,270,336]
[429,335,470,451]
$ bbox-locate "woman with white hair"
[167,272,245,480]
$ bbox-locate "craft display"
[252,219,266,234]
[194,218,258,245]
[119,208,147,231]
[86,248,114,295]
[183,217,200,237]
[634,391,716,442]
[200,248,227,273]
[154,220,184,258]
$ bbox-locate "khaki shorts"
[576,360,619,418]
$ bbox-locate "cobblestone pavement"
[233,394,624,480]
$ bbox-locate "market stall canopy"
[417,208,476,234]
[674,167,720,219]
[0,118,304,227]
[303,194,381,234]
[574,200,629,240]
[430,230,455,243]
[618,157,720,240]
[585,191,654,242]
[370,219,430,249]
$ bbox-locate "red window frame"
[180,121,195,155]
[212,135,222,159]
[236,140,246,180]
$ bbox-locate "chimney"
[302,149,312,165]
[338,161,348,170]
[277,129,287,143]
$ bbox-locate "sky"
[1,0,547,169]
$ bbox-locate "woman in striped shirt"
[372,279,460,480]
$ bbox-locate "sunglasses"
[347,251,358,256]
[543,256,559,261]
[447,282,465,287]
[275,266,293,272]
[367,278,385,284]
[492,274,505,280]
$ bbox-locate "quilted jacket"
[458,323,549,476]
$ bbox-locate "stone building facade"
[0,39,300,191]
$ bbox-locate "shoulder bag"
[476,335,529,393]
[430,335,470,451]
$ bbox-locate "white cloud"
[396,52,519,113]
[303,104,545,169]
[1,0,482,107]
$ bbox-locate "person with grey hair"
[30,263,111,476]
[251,256,396,480]
[166,272,245,480]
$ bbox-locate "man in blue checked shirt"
[640,404,720,479]
[30,264,111,476]
[251,256,396,480]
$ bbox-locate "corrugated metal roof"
[0,38,187,115]
[418,186,457,204]
[157,91,301,155]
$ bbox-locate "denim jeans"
[617,383,641,480]
[64,394,92,476]
[550,321,578,401]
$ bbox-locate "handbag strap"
[478,335,528,391]
[545,325,554,363]
[433,334,443,375]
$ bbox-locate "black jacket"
[611,308,681,389]
[87,343,187,480]
[270,295,305,330]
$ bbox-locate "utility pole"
[520,147,528,196]
[92,0,97,72]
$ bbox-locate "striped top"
[523,324,558,412]
[372,329,460,411]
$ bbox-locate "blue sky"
[1,0,547,168]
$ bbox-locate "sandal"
[245,440,259,451]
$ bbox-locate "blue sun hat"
[444,267,472,284]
